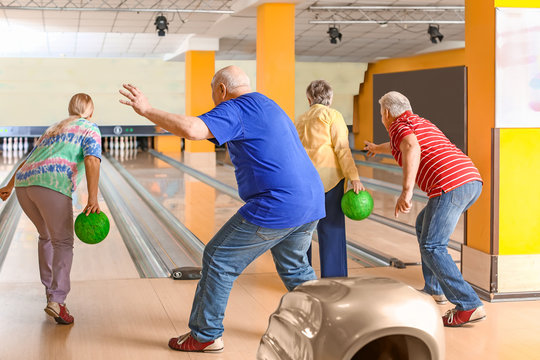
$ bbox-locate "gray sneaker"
[418,289,448,305]
[431,293,448,305]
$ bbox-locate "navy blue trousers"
[308,178,348,278]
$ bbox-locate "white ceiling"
[0,0,465,62]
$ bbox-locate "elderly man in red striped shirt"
[364,91,486,327]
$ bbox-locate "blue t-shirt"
[199,92,325,229]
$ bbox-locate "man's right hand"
[119,84,152,117]
[395,189,413,218]
[363,140,379,157]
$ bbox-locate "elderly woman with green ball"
[0,93,102,325]
[295,80,365,278]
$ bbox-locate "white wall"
[0,58,184,126]
[0,58,366,127]
[295,62,367,125]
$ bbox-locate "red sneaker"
[168,332,224,353]
[44,302,74,325]
[443,306,486,327]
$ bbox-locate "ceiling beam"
[0,6,234,13]
[310,20,465,24]
[309,6,464,11]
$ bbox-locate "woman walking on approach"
[0,93,102,324]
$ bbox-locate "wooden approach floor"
[1,266,540,360]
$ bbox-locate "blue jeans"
[308,178,347,278]
[416,181,483,311]
[188,212,318,342]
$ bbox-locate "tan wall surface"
[0,58,184,126]
[0,58,367,127]
[295,62,367,125]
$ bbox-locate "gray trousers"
[16,186,74,304]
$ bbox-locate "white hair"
[211,66,251,91]
[378,91,413,117]
[306,80,333,106]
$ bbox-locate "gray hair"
[211,65,251,91]
[378,91,413,117]
[306,80,333,106]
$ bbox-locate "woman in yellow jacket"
[296,80,364,277]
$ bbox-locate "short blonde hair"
[378,91,412,117]
[306,80,333,106]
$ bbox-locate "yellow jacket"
[296,104,359,192]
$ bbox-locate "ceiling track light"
[327,26,342,44]
[427,24,444,43]
[155,14,169,37]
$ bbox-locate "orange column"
[184,50,215,153]
[154,135,181,152]
[256,3,295,120]
[464,0,495,254]
[183,50,216,242]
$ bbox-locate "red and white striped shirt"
[389,111,482,198]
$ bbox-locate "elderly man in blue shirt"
[120,65,325,353]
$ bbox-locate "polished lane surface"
[152,149,461,265]
[113,149,365,273]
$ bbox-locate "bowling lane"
[113,150,281,274]
[0,178,140,283]
[114,150,359,274]
[197,149,461,264]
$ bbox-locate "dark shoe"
[168,332,224,353]
[44,302,74,325]
[443,306,486,327]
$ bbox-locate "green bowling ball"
[74,211,110,244]
[341,190,374,220]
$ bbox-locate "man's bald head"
[211,66,251,105]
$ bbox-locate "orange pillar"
[461,0,540,299]
[183,50,216,242]
[154,135,181,152]
[256,3,295,120]
[464,0,495,254]
[184,50,215,153]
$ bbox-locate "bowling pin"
[120,136,125,150]
[7,137,12,152]
[7,147,12,164]
[2,138,6,153]
[23,137,28,152]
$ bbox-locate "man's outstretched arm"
[119,83,213,140]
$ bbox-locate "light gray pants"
[16,186,74,304]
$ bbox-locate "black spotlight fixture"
[155,14,169,37]
[327,26,342,44]
[427,24,443,44]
